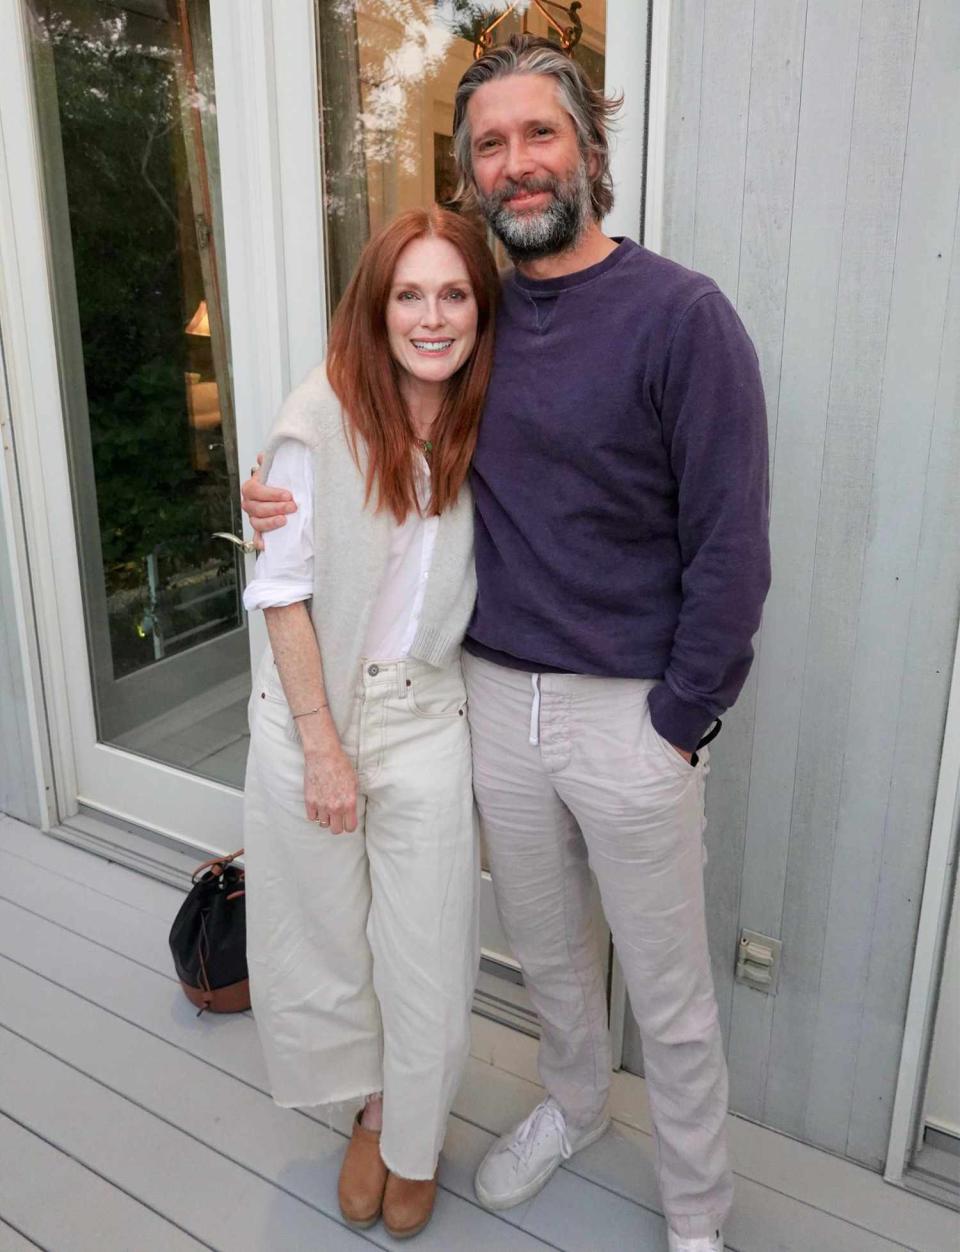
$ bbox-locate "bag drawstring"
[529,673,541,746]
[192,849,245,1016]
[196,910,212,1017]
[191,846,244,884]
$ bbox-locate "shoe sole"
[342,1210,381,1231]
[383,1217,431,1239]
[474,1116,611,1211]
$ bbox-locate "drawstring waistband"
[529,673,541,746]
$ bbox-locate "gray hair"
[452,33,622,221]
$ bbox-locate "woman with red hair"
[242,207,499,1239]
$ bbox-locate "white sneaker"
[474,1097,610,1210]
[666,1226,724,1252]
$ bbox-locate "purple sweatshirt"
[464,238,771,751]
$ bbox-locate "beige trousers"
[462,652,734,1239]
[243,652,479,1179]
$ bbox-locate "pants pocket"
[406,667,468,720]
[643,701,698,777]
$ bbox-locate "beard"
[475,161,593,263]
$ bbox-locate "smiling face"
[385,235,478,395]
[466,73,593,260]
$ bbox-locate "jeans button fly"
[367,664,379,677]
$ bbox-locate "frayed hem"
[269,1088,440,1178]
[379,1141,440,1183]
[270,1084,382,1112]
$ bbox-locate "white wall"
[622,0,960,1171]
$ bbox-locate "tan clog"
[382,1170,438,1239]
[337,1113,388,1229]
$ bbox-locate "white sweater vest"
[259,365,477,737]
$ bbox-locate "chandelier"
[473,2,583,58]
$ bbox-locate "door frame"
[885,613,960,1189]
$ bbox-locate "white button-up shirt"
[242,438,440,661]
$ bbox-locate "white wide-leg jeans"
[244,653,479,1179]
[462,652,734,1239]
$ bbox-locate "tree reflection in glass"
[28,1,249,785]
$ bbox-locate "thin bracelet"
[292,703,328,719]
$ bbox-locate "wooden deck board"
[0,815,956,1251]
[0,1110,209,1252]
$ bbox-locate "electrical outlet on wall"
[735,929,782,994]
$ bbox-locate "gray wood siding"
[622,0,960,1170]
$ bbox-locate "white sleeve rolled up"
[242,438,314,611]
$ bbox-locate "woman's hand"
[304,743,359,834]
[242,452,299,549]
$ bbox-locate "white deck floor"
[0,813,956,1252]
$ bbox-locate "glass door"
[27,0,249,788]
[15,0,273,848]
[315,0,615,1019]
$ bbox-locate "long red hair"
[326,206,499,521]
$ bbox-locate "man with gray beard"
[475,163,594,260]
[244,34,770,1252]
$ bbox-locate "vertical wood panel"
[687,0,756,1048]
[736,0,806,448]
[685,0,756,1053]
[661,0,704,268]
[632,0,960,1170]
[763,0,919,1145]
[726,0,863,1121]
[690,0,754,292]
[701,0,807,1055]
[844,0,960,1163]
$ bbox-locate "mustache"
[488,176,559,207]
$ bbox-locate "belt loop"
[529,673,541,746]
[397,660,407,698]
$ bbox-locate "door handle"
[212,531,256,555]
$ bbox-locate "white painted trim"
[885,614,960,1183]
[212,0,328,669]
[0,0,82,825]
[643,0,672,251]
[211,0,286,671]
[603,0,649,242]
[0,345,52,830]
[272,0,328,386]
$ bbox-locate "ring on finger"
[314,817,329,827]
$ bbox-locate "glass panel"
[27,0,250,788]
[317,0,607,313]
